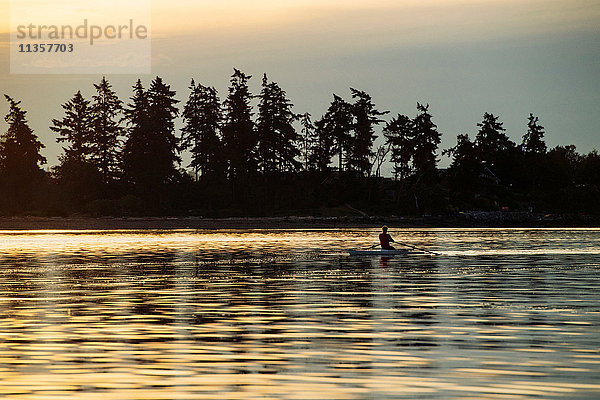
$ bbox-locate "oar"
[395,241,439,256]
[367,243,380,249]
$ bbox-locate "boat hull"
[348,249,424,256]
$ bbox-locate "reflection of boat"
[348,249,425,256]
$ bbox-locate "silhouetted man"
[379,226,395,250]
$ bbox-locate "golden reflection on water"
[0,228,599,399]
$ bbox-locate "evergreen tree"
[521,113,547,155]
[147,76,181,182]
[309,116,335,172]
[384,113,413,181]
[348,89,387,176]
[519,114,547,191]
[316,95,353,171]
[299,112,315,171]
[411,103,441,178]
[474,112,515,166]
[181,80,222,179]
[90,77,124,183]
[0,96,46,209]
[473,112,519,185]
[256,74,300,173]
[222,69,256,178]
[51,91,92,161]
[122,77,180,188]
[443,133,480,186]
[51,91,101,206]
[445,134,476,170]
[122,80,152,186]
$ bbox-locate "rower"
[379,226,395,250]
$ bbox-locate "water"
[0,228,599,399]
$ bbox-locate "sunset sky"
[1,0,599,171]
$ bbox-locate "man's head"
[382,225,388,233]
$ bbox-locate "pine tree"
[411,103,441,178]
[181,80,222,179]
[90,77,124,183]
[384,114,413,180]
[51,91,101,205]
[256,74,276,173]
[256,74,300,173]
[474,112,515,166]
[309,117,335,172]
[147,76,181,182]
[51,90,92,162]
[443,133,480,186]
[445,134,476,170]
[0,95,46,209]
[299,112,315,171]
[519,114,548,192]
[521,113,547,155]
[348,89,387,176]
[316,95,353,172]
[222,69,256,178]
[122,77,180,187]
[122,80,152,186]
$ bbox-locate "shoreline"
[0,212,599,231]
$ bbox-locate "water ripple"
[0,228,598,398]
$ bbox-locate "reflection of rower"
[378,226,395,250]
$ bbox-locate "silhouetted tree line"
[1,70,599,217]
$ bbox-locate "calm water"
[0,228,599,399]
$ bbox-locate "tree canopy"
[1,72,598,218]
[0,95,46,211]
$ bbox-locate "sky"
[1,0,599,173]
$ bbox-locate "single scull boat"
[348,249,425,256]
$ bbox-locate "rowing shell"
[348,249,425,256]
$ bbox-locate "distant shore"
[0,212,599,230]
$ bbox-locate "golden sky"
[2,0,599,37]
